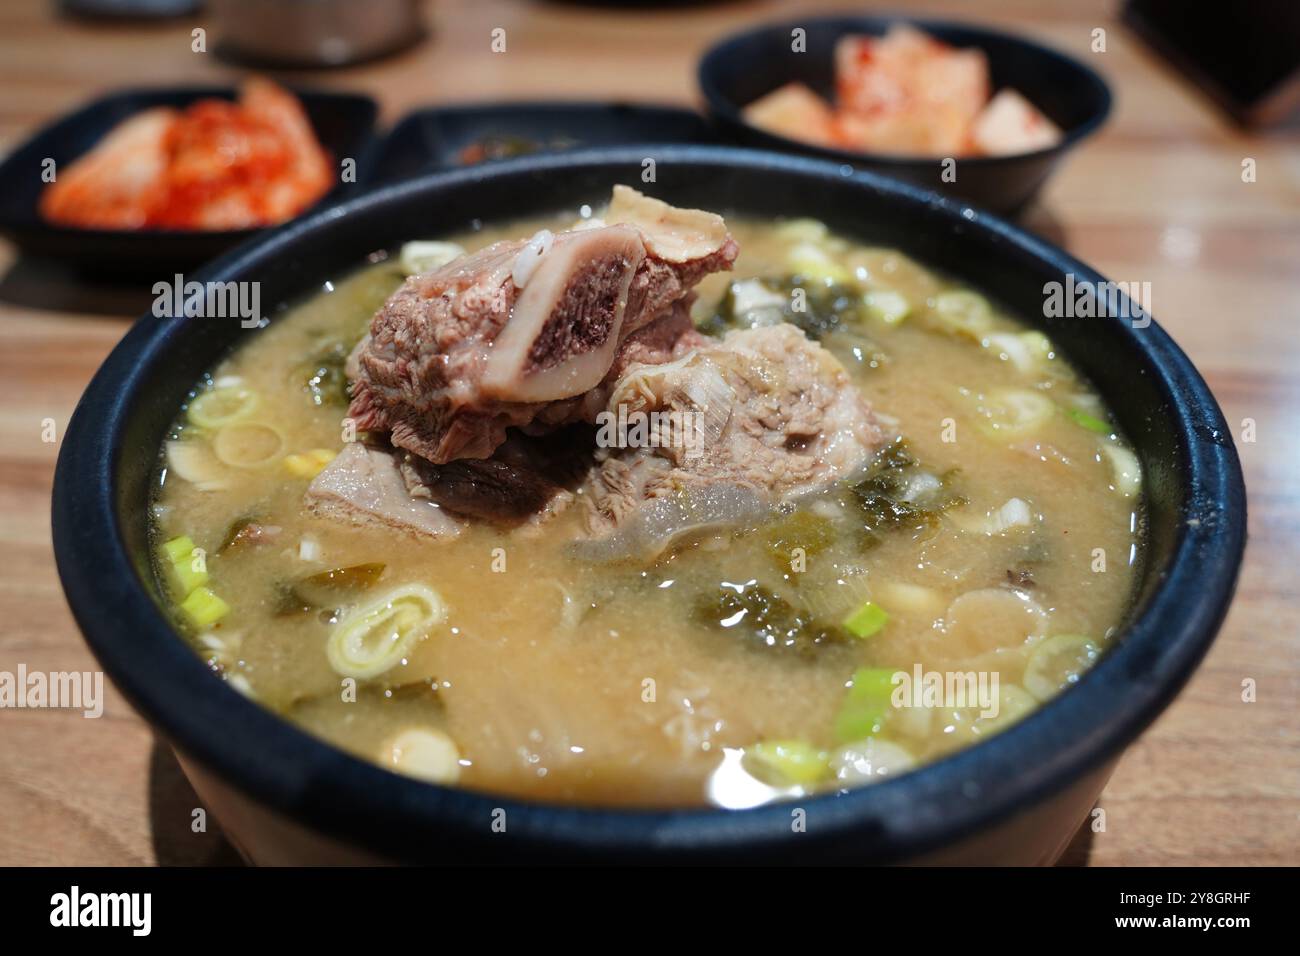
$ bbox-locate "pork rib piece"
[347,186,737,464]
[574,323,885,561]
[311,324,882,554]
[309,300,707,535]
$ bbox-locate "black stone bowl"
[52,146,1243,864]
[698,15,1113,215]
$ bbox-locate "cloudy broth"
[150,212,1143,808]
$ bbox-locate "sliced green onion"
[842,600,889,639]
[1067,407,1113,434]
[327,583,446,680]
[832,738,915,783]
[863,289,911,325]
[1021,330,1054,356]
[788,241,853,283]
[982,497,1033,535]
[775,218,829,243]
[973,683,1038,736]
[398,240,465,276]
[384,727,462,784]
[833,667,897,742]
[284,448,336,478]
[187,385,258,429]
[165,439,231,491]
[729,278,787,321]
[161,534,208,596]
[162,534,195,566]
[974,387,1056,439]
[983,331,1034,371]
[212,421,285,469]
[179,586,230,628]
[1102,444,1142,497]
[1024,634,1101,701]
[875,581,943,618]
[943,587,1047,658]
[931,290,993,339]
[743,740,830,787]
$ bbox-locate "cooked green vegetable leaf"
[762,509,837,569]
[701,275,866,342]
[847,438,965,549]
[693,581,846,656]
[276,562,386,616]
[777,276,865,341]
[295,340,351,408]
[218,514,269,552]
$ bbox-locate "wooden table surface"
[0,0,1296,866]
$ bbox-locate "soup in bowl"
[53,147,1244,864]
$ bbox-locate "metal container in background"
[210,0,424,68]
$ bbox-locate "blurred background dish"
[743,25,1064,158]
[59,0,202,18]
[366,101,717,183]
[0,85,377,274]
[39,80,333,232]
[1123,0,1300,126]
[209,0,425,69]
[699,14,1112,214]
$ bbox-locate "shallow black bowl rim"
[370,99,711,167]
[53,145,1242,862]
[698,13,1113,168]
[388,98,706,117]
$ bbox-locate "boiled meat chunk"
[305,442,463,538]
[574,324,884,560]
[316,188,887,561]
[347,188,737,464]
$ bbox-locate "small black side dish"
[0,86,378,275]
[365,102,716,183]
[699,15,1112,214]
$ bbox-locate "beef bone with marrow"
[317,190,884,559]
[346,186,737,464]
[309,301,706,534]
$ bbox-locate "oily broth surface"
[151,214,1143,807]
